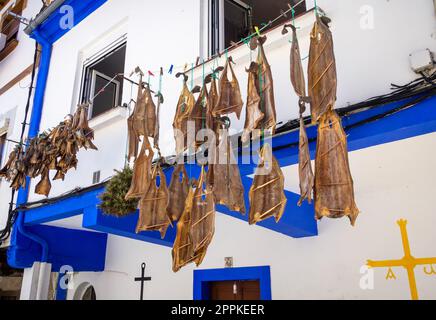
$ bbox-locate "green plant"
[99,167,139,217]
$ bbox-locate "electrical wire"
[0,41,39,245]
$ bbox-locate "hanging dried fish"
[256,36,277,133]
[127,72,146,158]
[242,62,264,143]
[315,110,359,226]
[172,181,196,273]
[136,163,172,238]
[125,139,154,200]
[188,85,209,150]
[298,118,314,206]
[154,68,164,151]
[249,144,287,225]
[214,57,244,119]
[172,167,216,272]
[167,164,189,222]
[173,80,195,154]
[189,166,216,265]
[308,15,337,123]
[143,85,157,139]
[74,104,98,150]
[282,24,314,206]
[209,131,245,214]
[35,169,51,197]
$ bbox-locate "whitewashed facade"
[1,0,436,300]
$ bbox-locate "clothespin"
[254,26,261,37]
[168,64,174,74]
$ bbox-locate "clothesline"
[128,0,309,82]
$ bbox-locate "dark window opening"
[211,0,306,54]
[80,42,126,119]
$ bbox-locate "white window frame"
[88,69,121,119]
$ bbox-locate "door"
[209,280,261,300]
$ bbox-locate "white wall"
[68,133,436,300]
[31,0,436,201]
[0,0,43,237]
[0,0,434,299]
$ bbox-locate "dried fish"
[125,139,154,200]
[214,57,244,119]
[298,118,314,206]
[242,62,264,143]
[308,15,337,123]
[172,182,196,273]
[143,85,157,139]
[136,163,171,238]
[172,167,215,272]
[173,81,195,154]
[209,132,245,214]
[256,36,277,133]
[188,85,209,150]
[167,164,190,222]
[249,144,287,225]
[189,166,215,265]
[35,169,51,197]
[315,110,359,226]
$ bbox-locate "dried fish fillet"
[315,110,359,226]
[136,164,171,239]
[189,166,216,265]
[256,36,277,133]
[125,140,154,200]
[289,25,306,100]
[308,15,337,123]
[172,167,216,272]
[214,58,244,119]
[298,118,314,206]
[35,169,51,197]
[188,85,209,150]
[249,144,287,225]
[143,86,157,139]
[242,62,264,143]
[173,81,195,154]
[210,132,245,214]
[167,164,190,222]
[172,183,196,273]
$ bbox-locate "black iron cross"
[134,263,152,300]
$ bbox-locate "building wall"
[28,0,436,202]
[0,0,43,236]
[0,0,435,299]
[68,133,436,300]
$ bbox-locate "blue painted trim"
[56,272,68,301]
[9,30,53,266]
[24,186,105,225]
[8,225,107,271]
[33,0,108,45]
[193,266,272,300]
[83,206,177,248]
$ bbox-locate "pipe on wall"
[12,29,53,263]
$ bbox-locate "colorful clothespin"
[254,26,261,37]
[168,64,174,74]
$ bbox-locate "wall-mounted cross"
[135,263,152,301]
[367,220,436,300]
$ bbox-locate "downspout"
[14,29,53,263]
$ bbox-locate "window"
[209,0,306,55]
[79,42,126,119]
[0,0,26,61]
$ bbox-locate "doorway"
[193,266,271,300]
